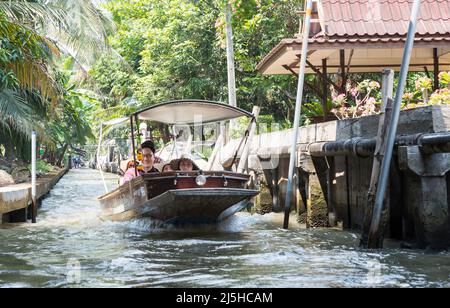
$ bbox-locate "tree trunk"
[57,144,69,167]
[4,138,15,161]
[161,123,171,143]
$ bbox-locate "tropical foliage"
[0,0,112,167]
[330,73,450,120]
[90,0,303,124]
[331,80,381,120]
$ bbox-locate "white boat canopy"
[135,100,253,125]
[102,117,129,126]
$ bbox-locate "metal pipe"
[308,138,376,157]
[283,0,313,229]
[368,0,422,248]
[31,131,37,223]
[308,132,450,157]
[419,132,450,146]
[419,132,450,154]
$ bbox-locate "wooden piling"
[360,69,394,248]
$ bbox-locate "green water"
[0,169,449,288]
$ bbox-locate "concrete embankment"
[219,105,450,248]
[0,167,68,224]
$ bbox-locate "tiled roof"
[257,0,450,73]
[320,0,450,38]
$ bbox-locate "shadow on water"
[0,169,449,288]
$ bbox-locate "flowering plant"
[415,77,432,92]
[330,79,381,120]
[403,75,450,109]
[429,88,450,105]
[439,71,450,88]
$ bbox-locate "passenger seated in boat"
[162,163,174,173]
[177,155,200,172]
[122,141,160,183]
[179,158,194,172]
[126,160,136,171]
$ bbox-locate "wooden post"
[327,157,337,226]
[322,58,328,120]
[360,69,394,248]
[305,173,312,229]
[433,48,440,91]
[340,50,346,93]
[271,168,281,212]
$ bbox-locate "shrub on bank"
[330,74,450,120]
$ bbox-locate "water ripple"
[0,169,449,288]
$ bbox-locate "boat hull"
[98,171,259,224]
[100,188,259,224]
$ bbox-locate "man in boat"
[122,141,160,183]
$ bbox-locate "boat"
[98,100,260,224]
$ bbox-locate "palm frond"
[9,60,62,105]
[40,0,116,68]
[0,0,69,32]
[0,89,34,138]
[0,0,116,69]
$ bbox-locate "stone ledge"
[222,105,450,164]
[0,167,68,216]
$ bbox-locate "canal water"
[0,169,449,288]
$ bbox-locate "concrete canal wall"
[0,167,68,224]
[221,105,450,248]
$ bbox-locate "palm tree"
[0,0,114,69]
[0,0,114,162]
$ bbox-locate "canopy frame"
[133,100,254,125]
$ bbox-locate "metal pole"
[31,131,37,223]
[96,124,109,194]
[283,0,313,229]
[237,107,260,174]
[96,124,103,169]
[172,125,179,158]
[368,0,421,247]
[130,116,137,177]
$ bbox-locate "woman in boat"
[122,141,160,183]
[176,155,199,172]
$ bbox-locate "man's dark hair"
[141,141,156,154]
